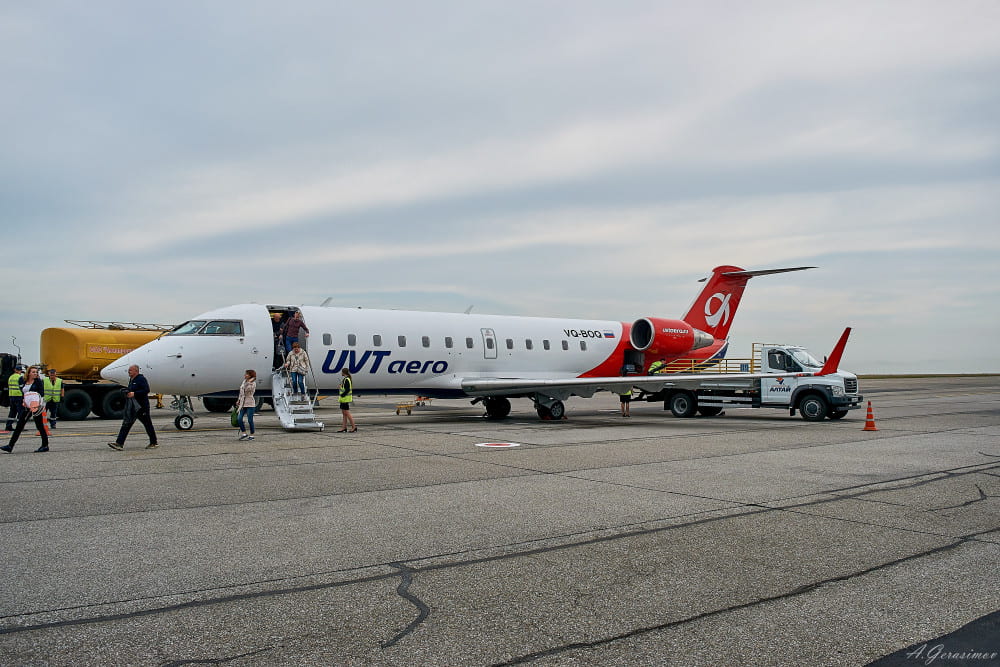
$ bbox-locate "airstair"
[271,368,324,431]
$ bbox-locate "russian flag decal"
[603,330,615,338]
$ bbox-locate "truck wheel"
[203,397,236,413]
[59,389,93,421]
[669,391,697,418]
[828,409,849,420]
[798,394,829,421]
[101,390,126,420]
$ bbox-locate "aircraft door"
[481,328,497,360]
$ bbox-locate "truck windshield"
[789,348,823,368]
[167,320,207,335]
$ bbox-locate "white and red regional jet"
[102,265,812,423]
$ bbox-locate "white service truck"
[636,339,863,421]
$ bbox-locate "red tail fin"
[816,327,851,376]
[682,265,816,340]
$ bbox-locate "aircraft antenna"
[465,305,474,314]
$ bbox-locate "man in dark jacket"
[108,365,158,450]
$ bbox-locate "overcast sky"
[2,1,998,374]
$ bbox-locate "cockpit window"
[201,320,244,335]
[166,320,244,336]
[168,320,207,336]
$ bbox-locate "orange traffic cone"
[862,401,878,431]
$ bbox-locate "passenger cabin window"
[422,336,430,348]
[562,340,569,351]
[201,320,243,335]
[445,337,454,349]
[486,338,495,350]
[168,320,207,335]
[580,341,587,351]
[348,334,357,346]
[543,340,550,350]
[373,335,382,347]
[525,339,533,350]
[505,339,514,350]
[323,333,332,346]
[466,337,474,349]
[398,335,407,347]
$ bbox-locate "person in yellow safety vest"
[43,369,64,429]
[4,365,25,432]
[647,358,668,375]
[337,368,357,433]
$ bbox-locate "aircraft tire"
[547,400,565,420]
[483,397,511,420]
[175,415,194,430]
[669,391,697,418]
[798,394,829,421]
[203,397,236,413]
[59,389,93,421]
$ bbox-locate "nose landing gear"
[170,395,196,430]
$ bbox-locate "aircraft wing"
[461,373,764,401]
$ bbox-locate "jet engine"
[630,318,715,357]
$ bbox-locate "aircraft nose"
[102,359,131,385]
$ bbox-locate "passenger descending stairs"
[271,369,324,431]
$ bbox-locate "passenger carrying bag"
[123,396,139,423]
[231,407,239,428]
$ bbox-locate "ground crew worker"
[43,369,64,429]
[647,358,667,375]
[619,387,632,417]
[337,369,356,432]
[4,365,25,432]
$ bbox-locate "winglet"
[816,327,851,376]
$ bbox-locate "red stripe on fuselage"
[580,322,633,377]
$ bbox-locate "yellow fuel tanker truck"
[38,321,172,420]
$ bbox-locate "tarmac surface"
[0,376,998,666]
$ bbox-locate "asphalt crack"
[159,646,273,665]
[381,563,430,648]
[929,484,1000,512]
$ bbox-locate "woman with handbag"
[236,369,257,441]
[2,366,50,453]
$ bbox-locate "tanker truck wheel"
[101,390,126,420]
[59,389,93,421]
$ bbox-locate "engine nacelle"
[630,318,715,356]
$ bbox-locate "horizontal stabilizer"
[719,266,816,279]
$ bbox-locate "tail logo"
[704,292,731,328]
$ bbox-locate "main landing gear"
[473,395,567,420]
[481,396,511,420]
[534,397,565,421]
